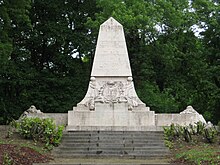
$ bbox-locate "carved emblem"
[84,77,139,110]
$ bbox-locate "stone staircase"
[52,131,170,159]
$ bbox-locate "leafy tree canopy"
[0,0,219,124]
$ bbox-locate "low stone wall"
[155,113,206,126]
[25,111,206,130]
[27,113,68,126]
[26,112,206,128]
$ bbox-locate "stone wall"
[155,113,205,126]
[27,113,68,126]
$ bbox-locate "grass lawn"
[170,135,220,165]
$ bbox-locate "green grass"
[175,145,220,165]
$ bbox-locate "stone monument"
[23,18,206,129]
[67,17,155,131]
[67,17,206,131]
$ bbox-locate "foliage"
[86,0,220,121]
[0,0,94,124]
[163,123,178,141]
[163,122,218,144]
[2,153,12,165]
[13,117,64,149]
[196,121,205,135]
[0,0,219,124]
[164,140,174,149]
[183,127,192,142]
[167,122,220,164]
[175,145,220,165]
[204,127,218,143]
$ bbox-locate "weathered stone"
[76,18,145,111]
[180,105,199,114]
[155,106,206,126]
[91,17,132,77]
[205,121,214,129]
[19,105,42,119]
[67,17,153,130]
[20,105,67,126]
[67,17,206,130]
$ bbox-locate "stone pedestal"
[67,17,153,131]
[67,17,206,131]
[68,103,155,131]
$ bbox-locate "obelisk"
[91,17,132,77]
[67,17,155,131]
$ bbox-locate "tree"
[0,0,32,123]
[86,0,220,123]
[191,0,220,122]
[0,0,219,124]
[0,0,98,124]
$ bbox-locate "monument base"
[67,104,206,131]
[67,103,155,131]
[66,125,163,131]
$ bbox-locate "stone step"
[60,143,165,147]
[64,131,164,135]
[62,137,164,140]
[54,151,170,159]
[53,131,169,159]
[65,131,164,133]
[61,139,165,144]
[55,147,168,151]
[53,149,169,154]
[64,130,164,133]
[62,135,164,139]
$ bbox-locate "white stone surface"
[19,105,42,119]
[66,126,163,131]
[76,17,145,111]
[155,106,206,126]
[68,103,154,129]
[67,17,206,131]
[78,77,145,111]
[91,17,132,77]
[68,17,152,130]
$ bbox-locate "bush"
[13,117,64,149]
[163,122,218,144]
[203,127,218,143]
[163,123,177,141]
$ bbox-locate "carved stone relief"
[84,77,139,111]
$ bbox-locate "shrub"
[183,127,191,142]
[163,123,177,141]
[3,153,13,165]
[196,121,205,135]
[13,117,64,149]
[203,127,218,143]
[163,122,218,144]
